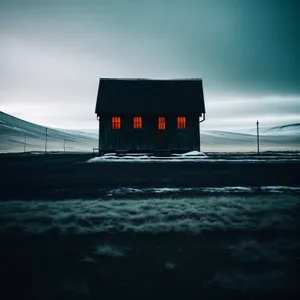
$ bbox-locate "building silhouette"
[95,78,206,156]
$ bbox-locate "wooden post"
[45,127,48,153]
[256,120,260,155]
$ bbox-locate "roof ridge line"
[99,78,203,81]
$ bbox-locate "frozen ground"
[236,123,300,136]
[0,193,299,299]
[0,111,97,152]
[1,117,300,299]
[87,151,209,162]
[87,151,300,162]
[1,192,299,235]
[1,111,299,153]
[1,152,299,201]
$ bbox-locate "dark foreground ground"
[1,194,300,300]
[0,152,299,299]
[0,152,300,200]
[1,231,299,300]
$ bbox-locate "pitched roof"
[95,78,205,115]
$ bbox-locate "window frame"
[158,116,166,130]
[111,116,121,130]
[177,116,186,129]
[133,116,143,129]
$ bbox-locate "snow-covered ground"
[86,152,300,163]
[87,151,208,162]
[202,128,300,152]
[104,186,300,197]
[236,123,300,136]
[0,111,97,152]
[1,191,299,235]
[1,193,299,299]
[1,111,299,153]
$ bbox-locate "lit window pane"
[133,117,142,129]
[177,116,186,129]
[158,117,166,130]
[112,117,121,129]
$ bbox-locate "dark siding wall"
[98,115,200,153]
[97,116,103,152]
[168,115,200,151]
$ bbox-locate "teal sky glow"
[1,0,299,130]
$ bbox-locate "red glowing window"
[177,117,186,129]
[133,117,142,129]
[158,117,166,130]
[112,117,121,129]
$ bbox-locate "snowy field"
[1,152,299,201]
[1,192,299,235]
[1,111,300,153]
[87,151,300,163]
[1,193,300,299]
[1,111,300,299]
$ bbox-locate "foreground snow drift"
[1,194,299,235]
[180,151,206,156]
[87,151,208,162]
[104,186,300,197]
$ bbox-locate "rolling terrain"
[0,111,97,153]
[0,111,299,153]
[1,111,300,299]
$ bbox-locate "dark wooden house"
[95,78,206,155]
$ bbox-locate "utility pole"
[24,132,27,152]
[256,120,260,155]
[45,127,48,153]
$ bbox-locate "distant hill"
[236,123,300,136]
[0,111,299,153]
[0,111,97,153]
[201,128,299,152]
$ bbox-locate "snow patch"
[260,186,300,193]
[1,194,299,235]
[78,256,97,264]
[93,243,125,258]
[87,151,208,162]
[180,151,207,157]
[103,186,300,197]
[227,239,298,262]
[165,262,178,270]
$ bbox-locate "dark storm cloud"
[160,0,300,94]
[193,0,298,94]
[0,0,299,128]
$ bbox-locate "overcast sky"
[1,0,299,130]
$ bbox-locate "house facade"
[95,78,206,155]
